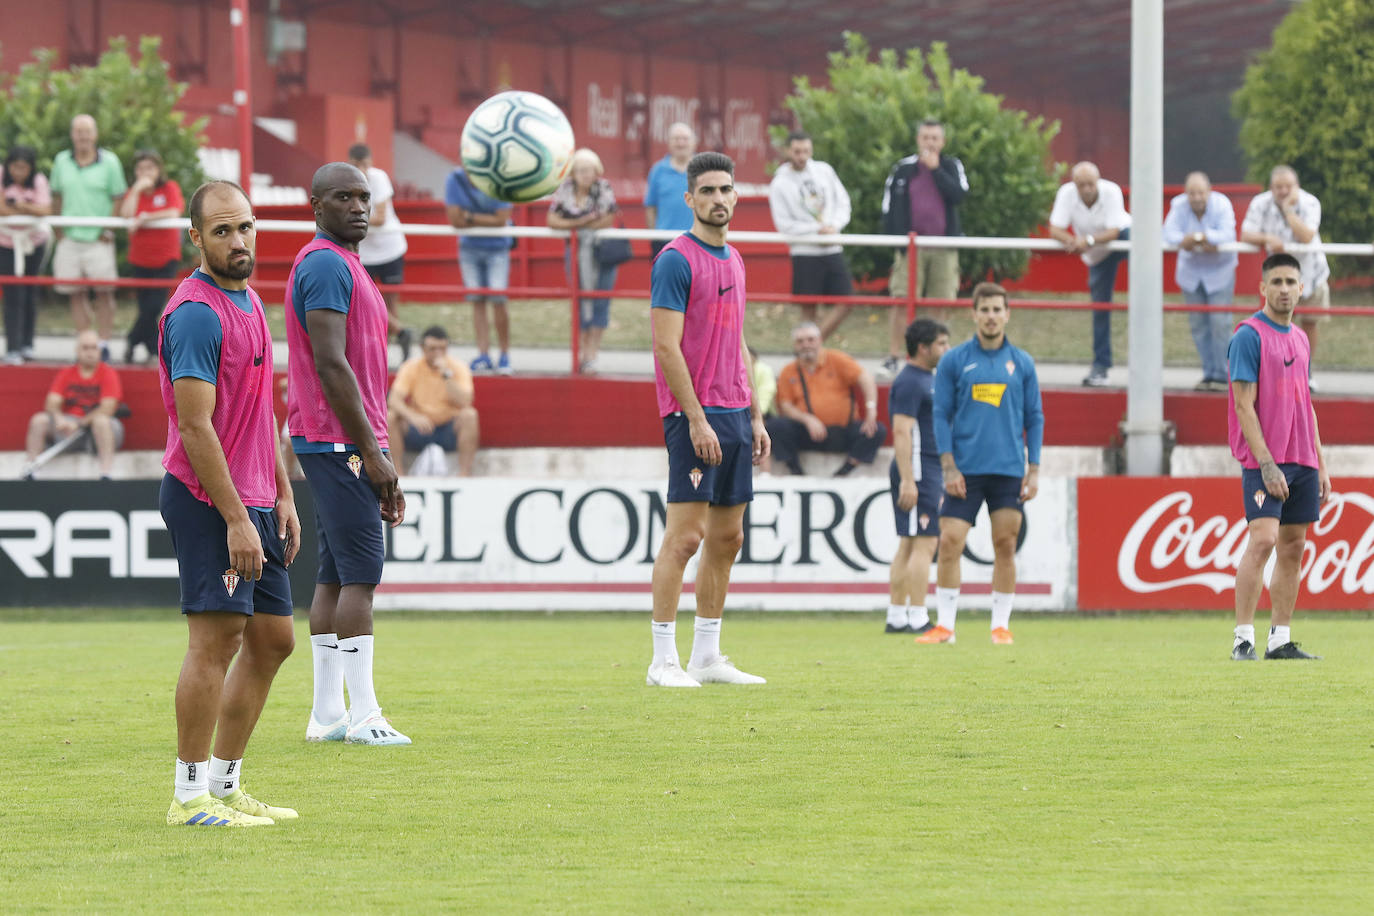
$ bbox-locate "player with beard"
[918,282,1043,646]
[646,151,770,687]
[288,163,410,745]
[160,180,302,826]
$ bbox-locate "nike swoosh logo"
[1283,357,1295,366]
[717,285,734,296]
[253,352,265,367]
[322,644,338,649]
[341,647,360,653]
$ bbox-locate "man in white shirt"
[767,132,854,340]
[1048,162,1132,387]
[1240,165,1330,375]
[348,144,412,359]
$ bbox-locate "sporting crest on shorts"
[689,467,704,490]
[347,453,363,479]
[1253,489,1266,508]
[222,568,241,597]
[919,513,930,530]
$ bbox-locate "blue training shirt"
[1228,311,1298,383]
[932,335,1044,477]
[890,363,938,457]
[444,169,512,252]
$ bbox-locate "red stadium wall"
[0,1,1134,186]
[3,365,1371,453]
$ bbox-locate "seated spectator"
[747,345,776,418]
[386,325,479,476]
[118,149,184,363]
[23,329,124,479]
[763,322,885,476]
[546,148,620,375]
[1,144,52,364]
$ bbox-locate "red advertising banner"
[1078,478,1374,611]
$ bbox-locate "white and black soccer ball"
[460,90,575,203]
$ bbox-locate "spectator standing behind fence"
[50,114,126,363]
[880,119,969,378]
[1161,171,1237,392]
[348,144,413,361]
[1239,165,1330,385]
[445,165,515,374]
[1,145,52,364]
[643,122,695,259]
[118,150,183,364]
[768,131,855,341]
[23,329,123,479]
[386,325,480,477]
[1048,161,1132,387]
[763,321,885,477]
[547,148,620,375]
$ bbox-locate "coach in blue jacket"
[915,281,1044,648]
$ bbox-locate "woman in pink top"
[0,146,53,363]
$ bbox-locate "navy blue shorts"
[159,473,292,616]
[403,419,458,454]
[890,459,942,537]
[1241,463,1320,524]
[664,409,754,506]
[297,451,386,586]
[940,473,1023,523]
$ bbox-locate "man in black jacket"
[880,119,969,377]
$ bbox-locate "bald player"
[287,162,410,747]
[161,180,301,826]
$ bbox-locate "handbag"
[593,224,633,268]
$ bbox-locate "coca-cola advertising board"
[1078,477,1374,610]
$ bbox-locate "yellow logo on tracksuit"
[970,383,1007,407]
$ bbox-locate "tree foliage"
[0,35,207,211]
[1233,0,1374,271]
[777,33,1063,286]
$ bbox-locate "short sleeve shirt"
[357,166,408,266]
[49,362,122,416]
[50,149,127,242]
[776,349,864,427]
[1049,179,1132,266]
[1240,190,1330,295]
[444,168,513,253]
[391,355,474,425]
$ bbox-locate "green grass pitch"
[3,610,1373,913]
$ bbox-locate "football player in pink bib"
[159,180,301,826]
[1226,252,1330,661]
[646,151,770,687]
[287,162,410,746]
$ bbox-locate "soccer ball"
[460,91,575,203]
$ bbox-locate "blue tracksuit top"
[932,335,1044,477]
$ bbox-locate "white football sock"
[936,587,959,631]
[886,604,908,627]
[208,756,242,798]
[990,591,1014,630]
[689,616,722,668]
[339,634,380,721]
[651,620,678,665]
[1268,625,1291,652]
[1234,624,1256,646]
[174,758,209,804]
[908,605,931,629]
[310,633,346,724]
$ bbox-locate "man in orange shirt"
[386,325,479,475]
[764,322,884,476]
[23,329,124,478]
